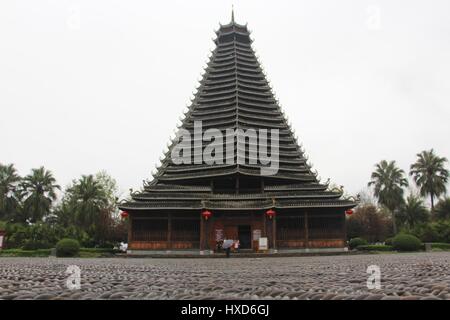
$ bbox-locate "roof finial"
[231,5,235,23]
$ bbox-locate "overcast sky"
[1,0,449,198]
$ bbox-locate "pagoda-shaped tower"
[120,12,356,253]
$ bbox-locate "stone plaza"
[0,252,449,300]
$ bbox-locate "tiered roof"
[119,13,356,212]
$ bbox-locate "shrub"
[96,241,115,249]
[22,240,52,250]
[4,222,64,249]
[56,238,80,257]
[392,234,423,252]
[348,237,368,250]
[384,237,394,246]
[356,245,394,251]
[409,220,450,243]
[5,223,29,248]
[62,226,93,247]
[430,243,450,250]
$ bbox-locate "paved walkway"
[0,252,449,300]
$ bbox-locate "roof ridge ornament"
[345,194,361,203]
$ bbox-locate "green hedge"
[430,243,450,250]
[22,240,52,250]
[0,249,52,257]
[0,247,120,257]
[79,247,118,253]
[392,234,423,252]
[356,245,394,251]
[349,237,368,250]
[356,242,449,252]
[56,238,80,257]
[78,247,120,257]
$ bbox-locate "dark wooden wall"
[276,210,346,248]
[128,209,346,251]
[129,212,200,250]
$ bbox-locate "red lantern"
[345,209,353,215]
[120,211,129,219]
[202,210,212,220]
[266,208,276,219]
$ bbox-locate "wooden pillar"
[272,214,277,250]
[342,211,347,247]
[167,213,172,250]
[127,214,133,247]
[205,218,210,250]
[262,210,267,237]
[304,211,309,248]
[199,213,205,251]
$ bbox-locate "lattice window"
[277,216,305,240]
[132,219,168,241]
[171,219,200,241]
[308,216,343,239]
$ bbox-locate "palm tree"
[0,163,21,220]
[410,149,449,212]
[368,160,408,234]
[20,167,60,223]
[398,194,429,229]
[65,175,108,230]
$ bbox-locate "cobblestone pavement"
[0,252,449,300]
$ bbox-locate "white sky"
[1,0,449,198]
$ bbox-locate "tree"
[435,197,450,220]
[64,174,109,230]
[62,173,122,245]
[368,160,408,234]
[0,163,21,220]
[52,200,74,228]
[356,188,377,206]
[95,171,120,219]
[20,167,60,223]
[346,204,392,242]
[397,194,429,229]
[410,149,449,212]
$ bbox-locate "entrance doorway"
[238,225,252,249]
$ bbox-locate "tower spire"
[231,5,235,23]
